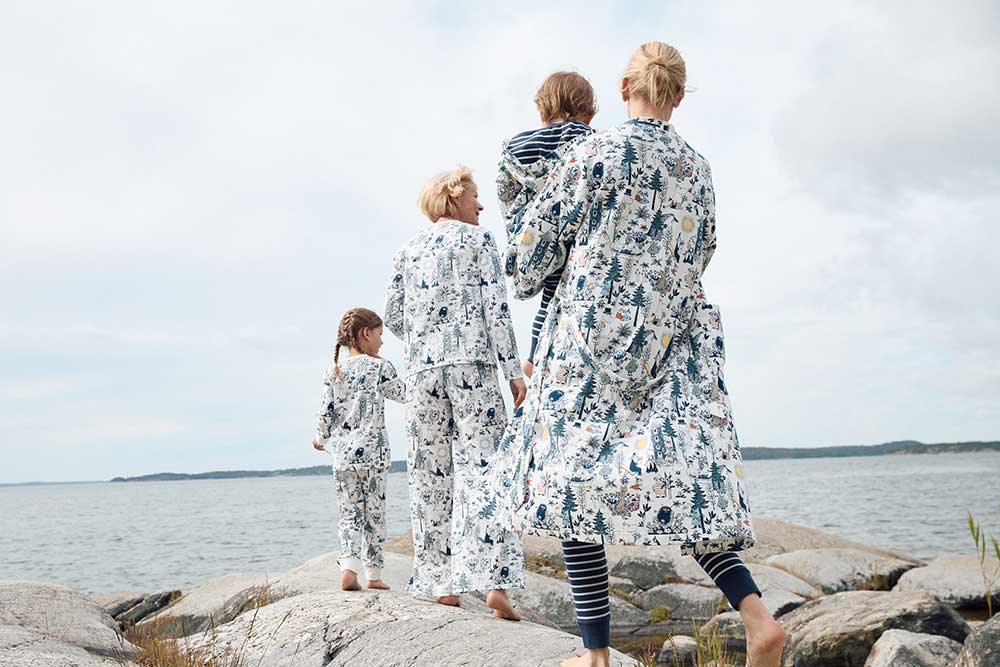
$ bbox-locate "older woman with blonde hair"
[498,42,787,666]
[384,166,526,618]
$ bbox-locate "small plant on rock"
[968,510,1000,618]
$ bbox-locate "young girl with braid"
[312,307,405,591]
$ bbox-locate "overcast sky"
[2,1,998,483]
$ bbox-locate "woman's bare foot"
[436,595,461,607]
[560,648,610,667]
[739,594,787,667]
[486,589,521,621]
[366,579,390,590]
[341,570,362,591]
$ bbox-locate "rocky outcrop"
[862,629,963,667]
[0,581,137,667]
[658,635,698,666]
[765,548,917,593]
[637,583,724,618]
[186,589,633,667]
[743,564,820,616]
[954,613,1000,667]
[139,570,273,637]
[95,590,180,626]
[509,572,647,635]
[778,591,969,667]
[740,518,918,563]
[608,554,713,589]
[894,555,1000,608]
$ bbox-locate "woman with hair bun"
[498,42,787,666]
[384,166,526,619]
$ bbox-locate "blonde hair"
[333,307,383,378]
[534,71,597,125]
[623,41,687,113]
[417,166,475,222]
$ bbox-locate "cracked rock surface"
[187,590,633,667]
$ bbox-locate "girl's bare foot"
[560,648,611,667]
[341,570,362,591]
[486,589,521,621]
[738,594,787,667]
[366,579,390,590]
[436,595,461,607]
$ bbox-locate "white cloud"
[1,0,997,482]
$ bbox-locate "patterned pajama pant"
[334,466,387,581]
[405,362,525,597]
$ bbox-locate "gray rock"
[766,548,917,593]
[118,590,180,626]
[742,518,918,563]
[863,629,963,667]
[778,591,970,667]
[954,613,1000,667]
[609,554,713,590]
[509,572,649,635]
[140,570,274,637]
[0,581,136,659]
[658,635,699,666]
[744,564,821,616]
[187,589,634,666]
[701,610,746,652]
[608,575,641,597]
[637,582,725,620]
[0,626,122,667]
[894,555,1000,608]
[93,591,146,618]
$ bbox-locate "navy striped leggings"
[562,540,761,649]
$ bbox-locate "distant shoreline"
[3,440,996,487]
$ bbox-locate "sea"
[2,452,998,595]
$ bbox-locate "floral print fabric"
[497,117,755,555]
[334,466,387,579]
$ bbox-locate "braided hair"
[333,307,383,379]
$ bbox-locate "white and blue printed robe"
[497,117,755,555]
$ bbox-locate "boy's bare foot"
[739,594,787,667]
[341,570,362,591]
[560,648,611,667]
[436,595,461,607]
[486,588,521,621]
[366,579,390,590]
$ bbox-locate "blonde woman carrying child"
[313,307,405,592]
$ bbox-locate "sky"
[1,1,998,483]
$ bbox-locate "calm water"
[2,452,998,595]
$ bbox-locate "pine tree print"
[563,484,578,531]
[593,510,609,544]
[649,167,664,209]
[582,303,598,344]
[602,403,618,441]
[574,372,597,419]
[631,284,647,325]
[649,210,666,240]
[691,482,708,532]
[604,256,623,301]
[623,140,638,183]
[551,415,567,446]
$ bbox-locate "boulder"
[609,554,713,590]
[742,518,918,563]
[637,583,725,620]
[93,591,146,618]
[116,590,180,625]
[701,611,745,643]
[778,591,969,667]
[765,548,916,593]
[608,576,641,597]
[743,564,820,616]
[509,572,648,635]
[658,635,699,666]
[0,625,122,667]
[954,613,1000,667]
[0,581,136,659]
[139,570,273,637]
[894,555,1000,608]
[863,629,963,667]
[186,589,634,666]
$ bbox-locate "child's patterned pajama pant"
[334,466,387,581]
[404,362,525,597]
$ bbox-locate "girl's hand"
[521,360,534,379]
[312,437,326,451]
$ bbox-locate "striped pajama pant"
[561,541,760,649]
